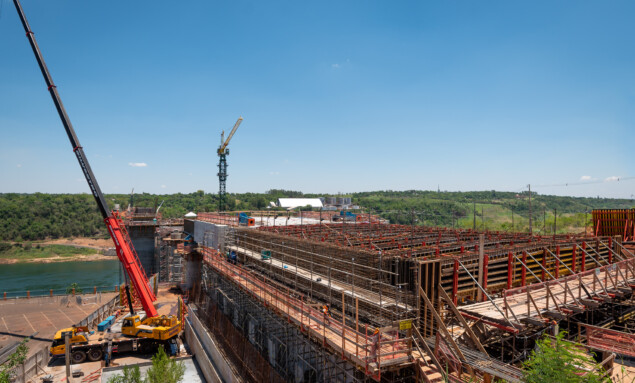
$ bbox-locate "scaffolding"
[198,246,417,382]
[195,259,370,382]
[234,228,415,327]
[173,218,635,381]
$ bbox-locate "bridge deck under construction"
[459,257,635,329]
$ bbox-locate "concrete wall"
[129,226,156,276]
[189,221,228,251]
[185,306,241,383]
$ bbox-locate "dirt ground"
[27,285,187,382]
[613,361,635,382]
[0,253,115,265]
[41,237,113,250]
[0,293,118,358]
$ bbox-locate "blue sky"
[0,1,633,198]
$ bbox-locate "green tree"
[106,347,184,383]
[107,365,142,383]
[522,332,608,383]
[0,338,29,383]
[145,346,185,383]
[66,282,83,294]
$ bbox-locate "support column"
[453,259,459,305]
[482,254,489,302]
[477,234,485,301]
[507,251,513,289]
[521,251,527,286]
[542,249,547,281]
[555,246,560,279]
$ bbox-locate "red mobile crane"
[12,0,158,317]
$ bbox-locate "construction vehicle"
[261,250,272,260]
[217,117,243,212]
[238,212,255,226]
[50,323,179,363]
[12,0,182,362]
[332,211,360,222]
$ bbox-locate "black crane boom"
[12,0,110,219]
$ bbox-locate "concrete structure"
[164,216,635,382]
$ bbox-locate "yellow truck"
[50,314,181,364]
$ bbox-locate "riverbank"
[0,238,115,264]
[0,253,116,264]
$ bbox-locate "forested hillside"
[0,190,632,241]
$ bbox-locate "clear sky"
[0,1,633,198]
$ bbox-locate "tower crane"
[217,117,243,212]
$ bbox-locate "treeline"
[0,190,632,241]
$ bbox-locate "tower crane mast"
[217,117,243,212]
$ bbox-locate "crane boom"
[13,0,158,317]
[218,117,243,154]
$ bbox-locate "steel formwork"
[593,209,635,242]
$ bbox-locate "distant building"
[322,196,353,210]
[277,198,323,209]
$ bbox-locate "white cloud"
[579,175,591,181]
[604,176,620,182]
[269,171,280,176]
[331,63,340,69]
[128,162,147,167]
[16,164,22,168]
[161,185,167,189]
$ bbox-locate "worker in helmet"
[370,328,380,361]
[322,305,331,325]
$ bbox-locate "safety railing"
[199,246,412,381]
[197,212,240,226]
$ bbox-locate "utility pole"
[65,333,71,381]
[511,207,514,232]
[481,206,484,230]
[473,201,476,230]
[553,208,557,237]
[528,184,532,235]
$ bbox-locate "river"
[0,260,122,298]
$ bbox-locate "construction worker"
[551,320,559,336]
[370,328,380,362]
[322,305,331,325]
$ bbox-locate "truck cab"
[50,326,90,356]
[121,314,181,341]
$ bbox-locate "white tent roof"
[184,211,197,218]
[278,198,323,209]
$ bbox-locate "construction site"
[145,207,635,382]
[3,0,635,382]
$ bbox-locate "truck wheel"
[71,350,86,363]
[87,348,103,362]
